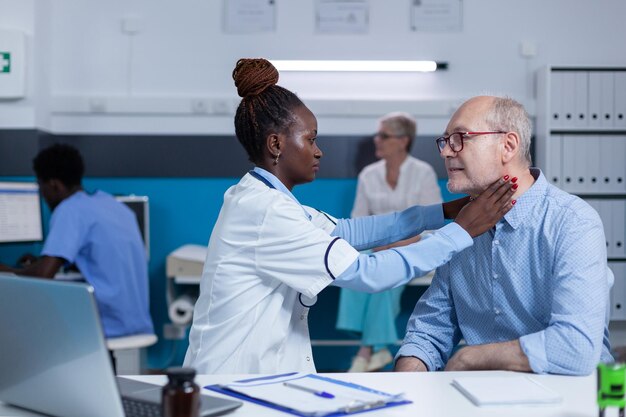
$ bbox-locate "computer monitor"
[0,181,43,244]
[115,195,150,260]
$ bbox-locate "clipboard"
[205,372,411,416]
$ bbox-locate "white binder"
[585,135,601,192]
[579,135,593,193]
[600,72,615,127]
[588,72,603,128]
[546,135,562,188]
[615,72,626,128]
[562,134,588,193]
[550,71,565,128]
[612,200,626,258]
[574,71,589,127]
[611,136,626,193]
[597,136,609,192]
[560,72,576,128]
[561,134,576,192]
[598,135,624,193]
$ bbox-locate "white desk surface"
[0,370,607,417]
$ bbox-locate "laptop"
[0,273,242,417]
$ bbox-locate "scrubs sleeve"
[257,198,359,299]
[41,203,85,263]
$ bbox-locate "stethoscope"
[249,170,318,308]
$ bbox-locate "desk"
[0,371,604,417]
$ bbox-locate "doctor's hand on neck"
[453,176,516,238]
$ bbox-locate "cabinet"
[536,66,626,327]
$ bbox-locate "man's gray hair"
[379,112,416,152]
[484,97,532,166]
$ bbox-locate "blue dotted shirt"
[398,169,613,375]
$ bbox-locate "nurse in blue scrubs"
[183,58,516,374]
[0,144,153,341]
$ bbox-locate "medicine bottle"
[162,367,200,417]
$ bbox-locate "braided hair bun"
[233,58,279,98]
[232,57,304,163]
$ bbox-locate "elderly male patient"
[395,96,613,375]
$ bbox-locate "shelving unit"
[536,66,626,345]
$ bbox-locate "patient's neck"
[470,166,535,201]
[506,166,535,200]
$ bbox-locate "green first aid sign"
[0,52,10,73]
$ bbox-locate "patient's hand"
[445,341,531,372]
[444,347,474,371]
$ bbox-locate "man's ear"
[47,178,68,195]
[265,133,282,158]
[501,131,520,164]
[48,179,63,191]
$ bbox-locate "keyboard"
[122,397,162,417]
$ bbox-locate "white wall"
[2,0,626,134]
[0,0,37,127]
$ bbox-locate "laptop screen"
[0,274,241,417]
[0,275,126,417]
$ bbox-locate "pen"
[283,382,335,399]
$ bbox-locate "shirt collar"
[500,167,547,230]
[251,166,312,220]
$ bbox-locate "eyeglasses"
[435,131,506,153]
[374,132,403,140]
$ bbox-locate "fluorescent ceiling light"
[270,60,445,73]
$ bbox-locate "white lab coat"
[184,173,359,374]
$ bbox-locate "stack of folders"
[206,372,411,416]
[451,375,562,407]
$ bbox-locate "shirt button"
[306,356,311,361]
[493,240,500,245]
[494,308,501,315]
[300,315,305,320]
[493,273,498,279]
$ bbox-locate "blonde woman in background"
[336,112,442,372]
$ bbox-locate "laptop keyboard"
[122,397,162,417]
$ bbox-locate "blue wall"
[0,176,458,369]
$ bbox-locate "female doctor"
[183,58,515,374]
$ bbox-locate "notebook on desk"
[0,273,242,417]
[452,374,562,407]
